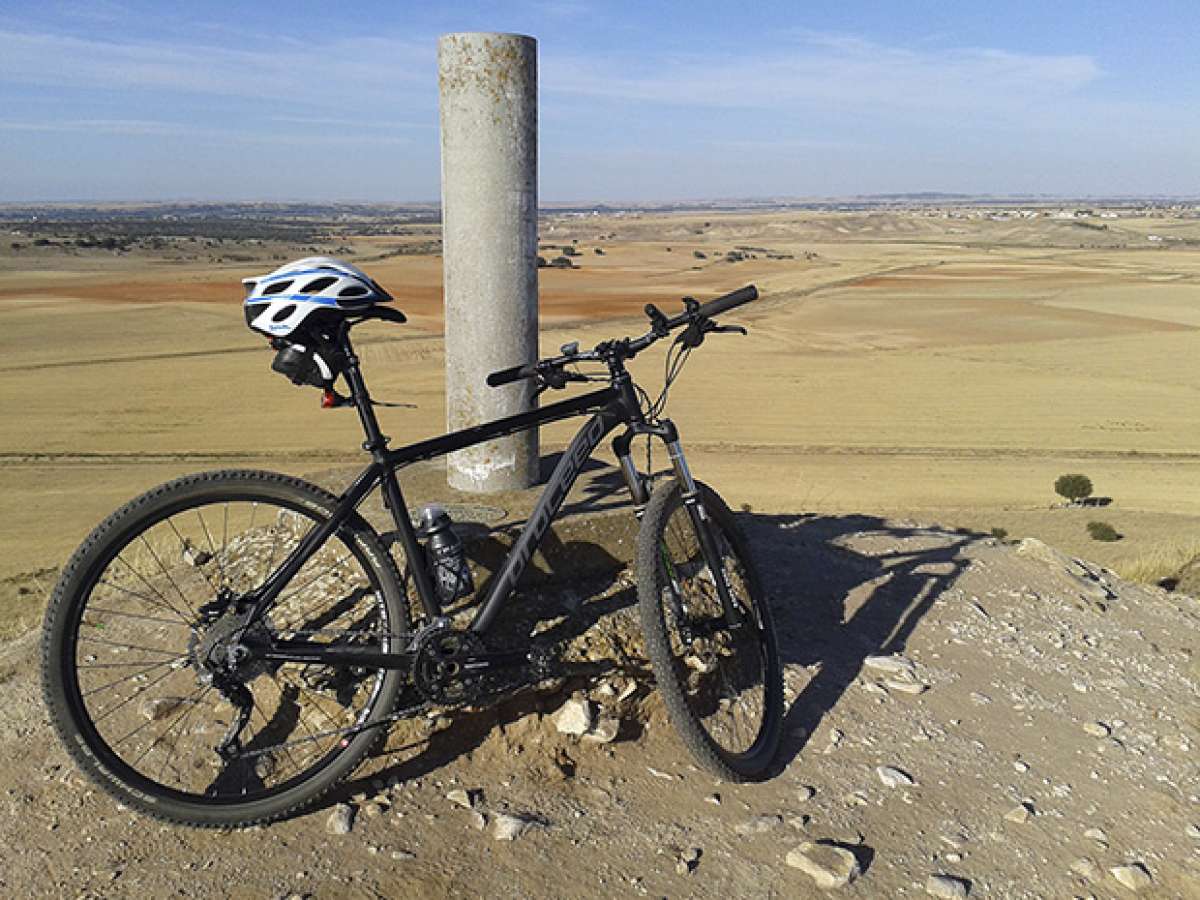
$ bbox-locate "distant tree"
[562,246,579,257]
[550,255,574,268]
[1054,474,1093,504]
[990,527,1009,541]
[693,250,707,259]
[10,242,22,250]
[536,256,548,268]
[1086,520,1121,542]
[594,248,605,255]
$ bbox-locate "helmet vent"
[263,280,292,295]
[339,285,369,298]
[301,276,337,293]
[271,303,297,323]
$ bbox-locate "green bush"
[1054,473,1094,503]
[1086,520,1121,542]
[990,527,1009,541]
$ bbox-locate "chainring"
[410,628,486,706]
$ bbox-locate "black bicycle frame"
[252,325,739,672]
[254,386,639,668]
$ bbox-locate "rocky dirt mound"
[0,514,1196,898]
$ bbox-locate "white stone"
[492,813,538,841]
[1071,858,1101,881]
[864,655,916,676]
[555,698,595,736]
[615,681,638,703]
[582,716,620,744]
[1083,827,1108,845]
[1004,802,1034,824]
[1186,823,1200,840]
[886,679,929,695]
[446,788,477,809]
[796,785,816,802]
[785,841,861,890]
[1083,722,1111,738]
[325,804,354,835]
[925,874,970,898]
[876,765,916,788]
[1108,863,1153,892]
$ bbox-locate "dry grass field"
[3,205,1199,634]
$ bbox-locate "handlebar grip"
[486,362,538,387]
[698,285,758,319]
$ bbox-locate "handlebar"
[486,362,540,387]
[485,284,757,388]
[698,285,757,319]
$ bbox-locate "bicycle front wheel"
[41,470,409,827]
[635,479,783,780]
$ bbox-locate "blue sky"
[1,1,1197,201]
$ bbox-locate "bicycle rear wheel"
[41,470,409,827]
[635,479,783,780]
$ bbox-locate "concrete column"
[439,32,539,493]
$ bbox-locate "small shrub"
[1086,520,1121,542]
[536,256,548,268]
[1054,473,1093,504]
[693,250,707,259]
[594,248,604,255]
[990,527,1009,541]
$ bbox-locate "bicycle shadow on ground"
[335,509,979,806]
[740,513,978,772]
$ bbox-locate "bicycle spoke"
[81,657,188,697]
[113,555,193,625]
[166,517,219,595]
[195,507,229,589]
[85,606,187,627]
[77,634,183,657]
[138,534,199,620]
[95,664,186,727]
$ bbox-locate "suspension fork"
[664,435,747,627]
[618,420,747,628]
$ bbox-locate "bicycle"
[41,271,784,827]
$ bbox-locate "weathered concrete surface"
[438,32,539,493]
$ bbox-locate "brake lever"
[710,324,748,336]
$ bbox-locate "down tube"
[469,411,620,633]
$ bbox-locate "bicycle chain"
[228,698,433,761]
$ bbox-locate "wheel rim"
[656,505,771,758]
[62,494,395,804]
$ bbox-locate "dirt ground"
[1,511,1197,898]
[3,208,1200,594]
[1,207,1198,896]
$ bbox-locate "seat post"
[338,327,390,456]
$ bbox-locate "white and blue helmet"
[243,257,393,338]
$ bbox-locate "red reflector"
[321,390,335,409]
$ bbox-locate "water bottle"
[419,505,474,603]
